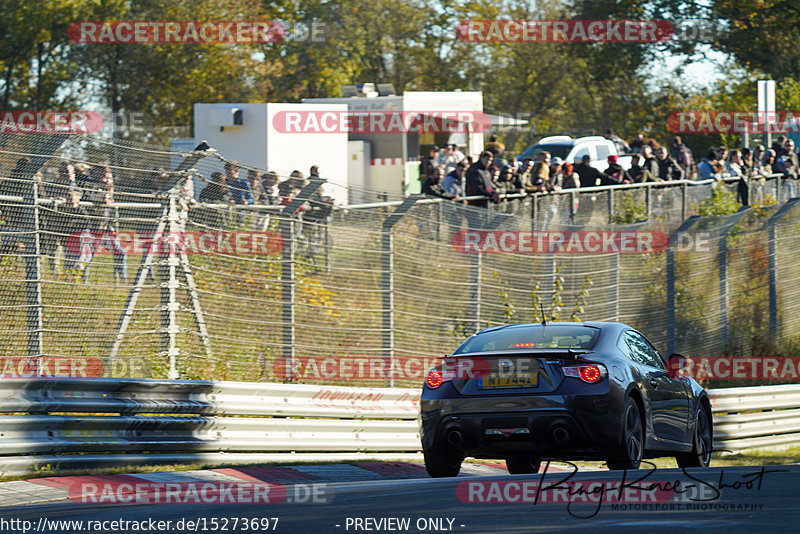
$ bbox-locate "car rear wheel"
[424,446,463,478]
[677,405,712,468]
[505,456,542,475]
[606,398,643,470]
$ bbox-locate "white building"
[304,89,485,202]
[190,102,349,204]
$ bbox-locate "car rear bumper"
[420,384,621,459]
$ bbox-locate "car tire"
[606,397,644,470]
[424,447,463,478]
[676,405,712,468]
[505,456,542,475]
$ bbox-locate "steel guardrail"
[0,378,795,474]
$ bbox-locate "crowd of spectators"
[419,132,799,208]
[0,158,331,283]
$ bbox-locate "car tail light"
[426,367,444,389]
[426,362,459,389]
[562,364,607,383]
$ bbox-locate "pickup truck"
[518,135,633,172]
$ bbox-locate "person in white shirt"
[436,144,466,175]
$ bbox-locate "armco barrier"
[0,378,795,474]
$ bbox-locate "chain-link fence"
[1,132,798,387]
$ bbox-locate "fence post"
[21,165,43,357]
[470,252,483,332]
[681,182,688,220]
[716,207,750,349]
[646,185,652,219]
[280,178,326,381]
[159,192,181,379]
[768,198,800,341]
[570,191,576,224]
[667,216,701,355]
[381,196,420,387]
[608,189,614,224]
[468,212,512,329]
[14,139,66,357]
[610,252,619,322]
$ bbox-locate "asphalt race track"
[2,464,799,533]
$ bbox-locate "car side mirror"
[667,353,688,379]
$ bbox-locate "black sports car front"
[419,321,712,477]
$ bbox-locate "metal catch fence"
[1,131,799,387]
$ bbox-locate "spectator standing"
[422,166,457,200]
[436,144,467,175]
[655,147,684,181]
[753,145,766,174]
[484,135,505,157]
[670,136,694,178]
[531,152,551,190]
[225,163,254,205]
[419,146,439,182]
[574,155,607,188]
[772,135,787,157]
[741,148,755,176]
[497,165,519,195]
[629,154,659,183]
[442,162,467,235]
[559,162,580,189]
[465,151,499,208]
[697,150,720,180]
[781,139,799,170]
[443,162,467,197]
[629,133,645,153]
[248,169,268,204]
[603,155,632,185]
[725,150,749,205]
[58,191,90,275]
[763,149,779,175]
[199,173,229,203]
[641,146,660,178]
[261,171,280,204]
[80,167,126,283]
[195,172,228,229]
[724,150,744,178]
[515,158,537,194]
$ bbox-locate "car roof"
[535,136,609,147]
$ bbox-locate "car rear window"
[454,325,600,354]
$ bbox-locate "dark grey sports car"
[419,321,712,477]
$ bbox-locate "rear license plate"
[479,372,539,389]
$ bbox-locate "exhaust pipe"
[552,425,569,443]
[447,429,464,445]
